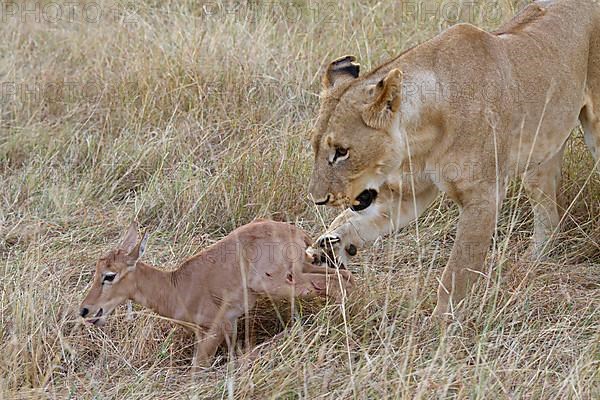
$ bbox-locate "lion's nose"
[314,194,331,205]
[80,307,89,317]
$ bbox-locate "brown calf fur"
[79,220,354,370]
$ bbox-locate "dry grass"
[1,0,599,398]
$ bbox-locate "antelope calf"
[79,220,353,370]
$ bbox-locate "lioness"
[308,0,600,318]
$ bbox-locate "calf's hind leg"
[300,262,354,283]
[249,257,354,298]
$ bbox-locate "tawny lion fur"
[308,0,600,318]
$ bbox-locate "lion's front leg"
[433,195,502,319]
[313,183,439,268]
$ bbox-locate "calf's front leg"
[191,322,232,372]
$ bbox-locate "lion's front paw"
[522,240,551,263]
[431,304,452,324]
[312,233,358,269]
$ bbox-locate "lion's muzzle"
[314,194,331,205]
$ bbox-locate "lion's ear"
[362,69,403,129]
[322,55,360,89]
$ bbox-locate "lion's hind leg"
[580,100,600,170]
[523,148,564,260]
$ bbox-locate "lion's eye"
[332,147,349,163]
[103,273,116,284]
[335,148,348,158]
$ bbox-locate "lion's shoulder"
[435,23,497,51]
[445,23,490,38]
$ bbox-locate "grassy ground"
[1,1,599,398]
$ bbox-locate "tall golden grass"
[1,1,598,398]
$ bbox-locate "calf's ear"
[120,222,139,253]
[127,232,149,267]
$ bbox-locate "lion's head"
[308,55,406,211]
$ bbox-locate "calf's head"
[79,223,148,326]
